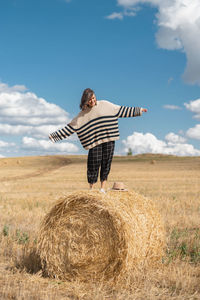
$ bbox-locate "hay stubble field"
[0,154,200,299]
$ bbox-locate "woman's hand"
[141,108,148,113]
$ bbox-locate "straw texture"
[37,190,165,282]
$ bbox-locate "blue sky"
[0,0,200,157]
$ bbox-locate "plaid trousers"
[87,141,115,184]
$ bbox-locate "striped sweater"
[49,100,142,150]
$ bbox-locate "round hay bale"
[150,160,156,164]
[37,190,165,282]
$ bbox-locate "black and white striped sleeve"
[49,124,75,142]
[116,106,142,118]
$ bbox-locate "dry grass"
[0,154,200,299]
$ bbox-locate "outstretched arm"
[116,106,147,118]
[49,124,75,142]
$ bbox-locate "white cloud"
[22,137,79,154]
[106,12,124,20]
[122,131,200,156]
[115,0,200,85]
[163,104,182,110]
[106,4,139,20]
[118,0,161,7]
[168,77,174,84]
[0,83,71,132]
[123,132,167,153]
[0,123,71,139]
[0,82,70,126]
[184,98,200,119]
[186,124,200,140]
[0,83,27,93]
[183,98,200,141]
[165,132,186,143]
[0,82,79,156]
[0,124,32,136]
[106,6,138,19]
[0,139,16,157]
[0,140,15,148]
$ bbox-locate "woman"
[49,88,147,192]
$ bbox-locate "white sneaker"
[100,188,106,194]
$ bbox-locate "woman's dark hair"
[80,88,95,110]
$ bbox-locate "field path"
[0,155,72,182]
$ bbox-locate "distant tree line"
[127,148,133,156]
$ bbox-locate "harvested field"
[0,154,200,299]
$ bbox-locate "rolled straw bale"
[150,160,156,164]
[37,190,165,282]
